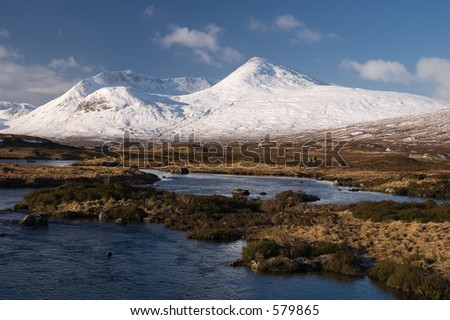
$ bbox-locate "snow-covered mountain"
[167,58,450,138]
[3,57,450,142]
[4,70,212,138]
[0,102,35,129]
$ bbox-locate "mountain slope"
[165,58,449,138]
[332,107,450,147]
[5,70,212,138]
[3,57,450,142]
[0,102,35,129]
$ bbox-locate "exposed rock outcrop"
[19,213,49,227]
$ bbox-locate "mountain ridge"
[0,102,36,130]
[3,57,450,142]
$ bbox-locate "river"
[0,159,80,167]
[145,170,436,205]
[0,169,420,299]
[0,211,397,299]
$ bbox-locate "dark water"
[0,159,79,167]
[0,212,396,300]
[144,170,439,205]
[0,188,35,210]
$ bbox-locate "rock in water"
[171,167,189,174]
[232,188,250,196]
[19,213,49,227]
[114,218,128,225]
[98,212,109,222]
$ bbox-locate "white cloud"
[248,14,336,45]
[221,47,242,63]
[0,45,94,105]
[49,56,93,72]
[161,24,220,51]
[0,59,77,105]
[340,59,414,83]
[144,5,154,18]
[417,57,450,100]
[246,17,268,32]
[0,44,21,60]
[49,56,78,69]
[0,29,10,39]
[341,57,450,101]
[275,15,302,30]
[159,24,242,66]
[294,28,321,44]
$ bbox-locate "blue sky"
[1,0,450,105]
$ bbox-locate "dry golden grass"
[253,210,450,277]
[0,162,155,187]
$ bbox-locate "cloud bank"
[159,24,242,66]
[275,15,302,31]
[341,57,450,100]
[0,44,92,105]
[246,17,268,33]
[340,59,414,83]
[416,57,450,100]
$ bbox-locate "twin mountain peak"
[2,57,449,141]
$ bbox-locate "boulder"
[114,218,128,225]
[385,187,395,194]
[229,258,244,267]
[170,167,189,174]
[303,193,321,202]
[98,212,110,222]
[19,213,49,227]
[232,188,250,196]
[333,180,342,186]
